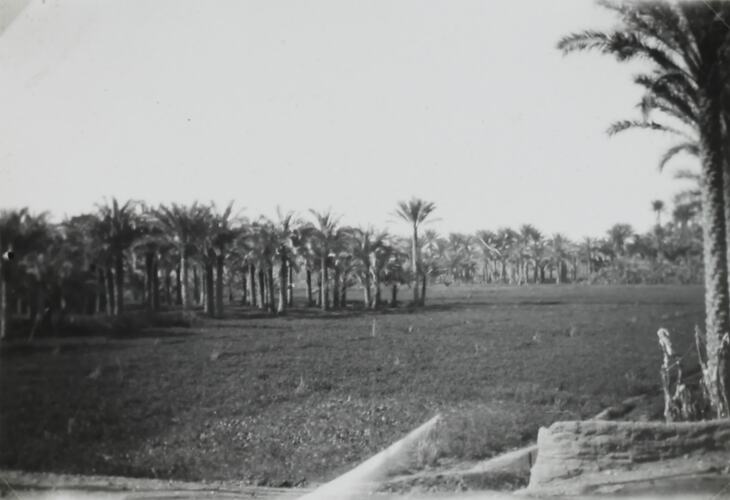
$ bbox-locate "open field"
[0,284,705,487]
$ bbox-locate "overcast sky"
[0,0,699,240]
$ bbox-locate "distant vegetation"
[0,188,701,341]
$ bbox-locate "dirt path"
[0,469,308,499]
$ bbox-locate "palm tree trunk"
[180,249,189,310]
[699,96,730,417]
[321,255,329,311]
[193,265,200,306]
[164,267,172,306]
[390,283,398,307]
[145,251,154,310]
[572,257,577,282]
[202,269,207,312]
[152,256,160,311]
[96,267,104,314]
[316,273,322,307]
[370,270,379,309]
[249,264,257,308]
[340,276,347,307]
[114,254,124,315]
[175,265,182,306]
[288,265,294,306]
[215,255,224,318]
[420,272,427,306]
[241,269,248,305]
[277,254,287,314]
[205,260,214,317]
[267,264,275,313]
[105,267,115,315]
[363,266,372,308]
[306,269,313,306]
[258,268,266,309]
[332,267,341,309]
[411,225,419,304]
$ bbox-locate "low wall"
[527,419,730,496]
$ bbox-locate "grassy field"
[0,284,705,487]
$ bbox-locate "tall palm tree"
[62,214,104,314]
[559,1,730,416]
[395,198,436,305]
[308,210,347,311]
[94,198,142,315]
[548,233,572,284]
[269,208,298,314]
[494,227,518,283]
[247,220,278,313]
[517,225,542,284]
[154,202,210,311]
[132,207,167,312]
[209,202,240,318]
[350,227,388,308]
[476,230,501,283]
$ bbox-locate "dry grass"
[0,284,703,486]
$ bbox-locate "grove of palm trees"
[0,193,704,339]
[3,0,730,497]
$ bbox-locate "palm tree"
[548,233,571,284]
[248,220,278,313]
[154,203,211,311]
[493,227,518,283]
[420,230,445,297]
[132,207,167,312]
[62,214,105,314]
[350,227,388,308]
[371,237,402,308]
[209,202,240,318]
[291,227,317,307]
[382,239,408,307]
[652,200,666,227]
[607,223,635,258]
[518,225,543,284]
[94,198,142,315]
[559,1,730,416]
[395,198,436,306]
[269,208,298,314]
[0,209,50,339]
[475,230,500,283]
[308,210,347,311]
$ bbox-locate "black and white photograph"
[1,1,730,499]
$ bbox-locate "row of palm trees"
[0,198,443,338]
[559,0,730,417]
[0,193,702,339]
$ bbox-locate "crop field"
[0,284,705,487]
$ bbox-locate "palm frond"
[673,168,701,182]
[607,119,693,140]
[658,141,700,170]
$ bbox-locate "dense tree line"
[0,192,702,340]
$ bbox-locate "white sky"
[0,0,699,240]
